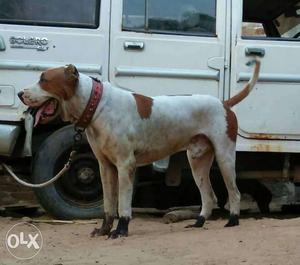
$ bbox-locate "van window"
[123,0,216,36]
[0,0,100,29]
[243,0,300,40]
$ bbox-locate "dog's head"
[19,64,79,126]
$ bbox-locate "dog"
[18,59,260,238]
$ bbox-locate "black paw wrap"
[116,216,130,232]
[185,215,206,228]
[108,217,130,239]
[225,214,239,227]
[195,216,206,227]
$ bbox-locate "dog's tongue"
[33,101,55,127]
[34,105,47,127]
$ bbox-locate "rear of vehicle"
[0,0,107,218]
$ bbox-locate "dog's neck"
[60,73,101,124]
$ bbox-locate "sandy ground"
[0,214,300,265]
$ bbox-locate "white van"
[1,0,300,218]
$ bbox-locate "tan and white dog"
[19,59,260,238]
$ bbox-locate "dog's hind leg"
[215,141,241,227]
[91,159,118,237]
[186,135,217,228]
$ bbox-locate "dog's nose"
[18,91,24,98]
[18,91,25,103]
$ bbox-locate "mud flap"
[22,111,34,156]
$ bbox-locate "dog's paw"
[185,215,206,228]
[90,228,110,237]
[108,229,128,239]
[224,214,239,227]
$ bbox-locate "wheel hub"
[55,152,102,203]
[77,167,95,184]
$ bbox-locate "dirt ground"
[0,214,300,265]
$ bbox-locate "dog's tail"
[224,58,261,108]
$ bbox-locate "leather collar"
[75,79,103,129]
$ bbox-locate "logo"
[9,36,49,51]
[5,222,43,260]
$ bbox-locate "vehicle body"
[0,0,300,218]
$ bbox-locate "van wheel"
[32,125,103,219]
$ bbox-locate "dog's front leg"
[91,160,118,237]
[109,161,136,239]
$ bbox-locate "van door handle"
[124,41,144,50]
[0,36,6,51]
[245,47,265,57]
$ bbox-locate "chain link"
[73,126,85,151]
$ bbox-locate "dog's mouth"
[29,98,59,126]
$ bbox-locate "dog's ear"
[65,64,79,80]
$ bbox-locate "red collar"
[75,79,103,129]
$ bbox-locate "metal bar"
[115,67,219,80]
[145,0,149,30]
[238,72,300,83]
[238,170,283,179]
[0,61,102,74]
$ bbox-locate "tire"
[32,125,104,219]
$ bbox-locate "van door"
[110,0,228,97]
[231,0,300,141]
[0,0,109,121]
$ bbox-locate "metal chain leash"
[2,127,84,188]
